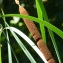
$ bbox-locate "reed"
[18,5,55,63]
[0,0,63,63]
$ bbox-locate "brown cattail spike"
[19,6,56,63]
[19,6,42,42]
[37,39,53,60]
[19,5,55,63]
[14,0,56,62]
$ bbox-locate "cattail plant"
[0,0,63,63]
[15,0,55,63]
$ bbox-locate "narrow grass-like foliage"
[1,14,63,38]
[35,0,46,44]
[0,44,2,63]
[0,13,63,63]
[7,32,12,63]
[6,26,48,63]
[0,24,3,63]
[1,9,13,63]
[35,0,62,63]
[3,31,20,63]
[0,0,63,63]
[1,10,37,63]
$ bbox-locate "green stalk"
[3,32,20,63]
[1,14,63,38]
[1,9,13,63]
[0,44,2,63]
[0,34,2,63]
[0,24,3,63]
[36,0,62,63]
[36,0,46,44]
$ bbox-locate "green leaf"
[3,31,20,63]
[36,0,62,62]
[1,10,36,63]
[6,26,36,63]
[36,0,46,44]
[7,32,12,63]
[1,14,63,39]
[10,27,48,63]
[0,44,2,63]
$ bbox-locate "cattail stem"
[19,6,55,63]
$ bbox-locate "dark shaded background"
[0,0,63,63]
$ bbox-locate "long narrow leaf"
[1,9,13,63]
[2,14,63,39]
[3,31,20,63]
[35,0,49,22]
[5,26,48,63]
[1,10,36,63]
[7,32,12,63]
[36,0,46,44]
[0,26,2,63]
[49,30,62,63]
[11,47,20,63]
[37,0,62,63]
[0,44,2,63]
[5,27,37,63]
[1,11,35,62]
